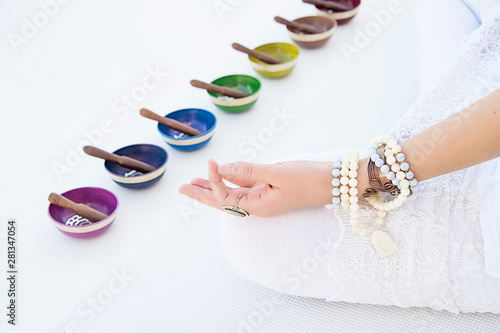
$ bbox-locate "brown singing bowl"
[287,16,337,49]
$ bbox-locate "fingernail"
[218,163,234,177]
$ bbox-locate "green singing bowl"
[249,42,300,79]
[208,74,261,113]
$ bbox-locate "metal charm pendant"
[222,194,249,217]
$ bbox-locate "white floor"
[1,0,499,331]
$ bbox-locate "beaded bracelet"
[340,152,351,210]
[370,135,420,197]
[367,136,420,256]
[329,149,366,235]
[329,135,420,257]
[331,158,343,210]
[347,149,366,236]
[364,136,418,213]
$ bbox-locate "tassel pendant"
[372,230,397,258]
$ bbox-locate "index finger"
[208,159,231,206]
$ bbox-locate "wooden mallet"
[274,16,323,34]
[48,193,108,223]
[190,79,250,98]
[232,43,283,65]
[83,146,156,173]
[302,0,351,12]
[140,108,202,136]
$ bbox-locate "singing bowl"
[157,108,217,151]
[249,42,300,79]
[208,74,261,113]
[316,0,361,24]
[105,144,168,189]
[48,187,118,238]
[287,16,337,49]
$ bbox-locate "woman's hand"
[178,159,336,217]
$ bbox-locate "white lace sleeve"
[326,12,500,313]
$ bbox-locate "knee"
[219,207,342,298]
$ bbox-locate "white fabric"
[4,0,431,331]
[220,0,500,314]
[480,157,500,279]
[415,0,479,88]
[5,0,500,331]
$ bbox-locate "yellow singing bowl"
[248,42,300,79]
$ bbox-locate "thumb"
[218,162,277,187]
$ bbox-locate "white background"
[1,0,499,332]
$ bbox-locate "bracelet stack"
[330,135,420,257]
[331,157,343,210]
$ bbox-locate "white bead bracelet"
[329,135,421,257]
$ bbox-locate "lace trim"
[327,13,500,313]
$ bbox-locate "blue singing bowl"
[104,144,168,189]
[157,108,217,151]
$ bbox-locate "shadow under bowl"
[249,42,300,79]
[157,108,217,151]
[48,187,118,238]
[208,74,261,113]
[316,0,361,24]
[105,144,168,189]
[288,16,337,49]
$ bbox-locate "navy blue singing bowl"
[105,144,168,189]
[157,108,217,151]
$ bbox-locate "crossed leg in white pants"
[218,0,493,307]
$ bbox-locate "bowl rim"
[248,42,300,72]
[48,186,119,232]
[209,91,260,107]
[250,58,299,72]
[157,108,217,141]
[207,74,261,107]
[104,143,168,183]
[208,74,261,96]
[316,0,361,20]
[287,16,338,42]
[249,42,299,61]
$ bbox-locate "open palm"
[179,159,333,217]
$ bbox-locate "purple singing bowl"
[48,187,118,238]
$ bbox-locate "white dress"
[219,0,500,314]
